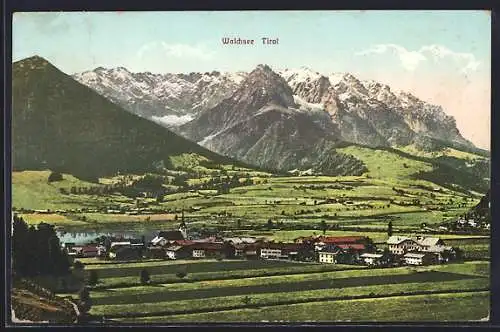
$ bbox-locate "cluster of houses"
[63,223,460,267]
[386,235,458,265]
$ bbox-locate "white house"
[415,236,444,251]
[111,241,132,248]
[318,251,336,264]
[426,245,455,263]
[318,245,343,264]
[360,253,384,266]
[467,220,478,227]
[387,236,421,255]
[260,247,282,260]
[165,246,184,260]
[192,248,205,258]
[151,236,167,247]
[403,252,437,266]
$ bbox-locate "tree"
[88,270,99,286]
[320,220,327,235]
[387,221,393,237]
[48,171,63,182]
[140,269,151,284]
[266,219,274,230]
[73,260,85,270]
[12,216,70,277]
[176,267,188,279]
[242,295,252,305]
[78,287,92,314]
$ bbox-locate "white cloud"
[356,44,426,71]
[356,44,480,74]
[137,41,215,61]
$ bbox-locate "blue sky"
[12,11,491,149]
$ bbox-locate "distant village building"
[243,244,260,259]
[165,245,191,260]
[110,241,132,248]
[223,237,260,245]
[151,230,185,246]
[281,243,302,260]
[109,246,142,260]
[403,252,437,266]
[259,243,283,260]
[189,242,225,258]
[360,253,385,266]
[233,244,246,257]
[387,235,454,264]
[70,245,99,258]
[415,236,445,251]
[387,236,421,255]
[318,245,343,264]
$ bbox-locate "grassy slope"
[12,133,487,231]
[80,261,490,322]
[337,146,434,180]
[60,258,489,322]
[125,291,489,322]
[13,57,246,180]
[92,279,488,317]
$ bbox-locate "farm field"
[123,291,489,323]
[57,259,490,322]
[13,146,490,323]
[13,168,481,234]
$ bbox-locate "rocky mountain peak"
[255,64,273,72]
[235,65,295,108]
[72,62,476,153]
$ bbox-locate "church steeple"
[179,209,188,239]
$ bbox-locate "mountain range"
[12,56,243,181]
[73,67,246,127]
[75,63,485,172]
[12,56,489,186]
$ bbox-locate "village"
[64,220,462,268]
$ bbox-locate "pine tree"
[140,269,150,284]
[88,270,99,286]
[320,220,327,235]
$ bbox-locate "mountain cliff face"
[280,68,475,151]
[75,64,477,154]
[178,65,364,175]
[72,63,484,174]
[73,67,246,127]
[12,56,240,180]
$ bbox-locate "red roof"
[319,236,366,244]
[172,240,195,246]
[82,245,99,252]
[189,242,224,250]
[337,244,366,251]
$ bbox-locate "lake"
[57,230,157,245]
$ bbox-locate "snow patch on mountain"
[151,114,194,127]
[73,68,246,121]
[198,133,219,146]
[279,67,322,84]
[75,64,474,151]
[293,95,325,112]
